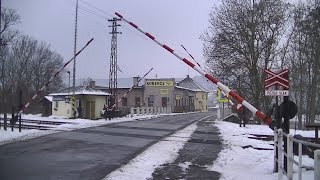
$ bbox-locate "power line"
[63,0,152,42]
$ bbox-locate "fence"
[0,112,22,132]
[130,107,172,117]
[274,129,320,180]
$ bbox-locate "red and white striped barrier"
[115,12,272,125]
[180,44,242,112]
[11,38,94,124]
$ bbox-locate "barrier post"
[298,143,302,180]
[11,107,14,132]
[130,107,134,117]
[287,134,293,180]
[315,150,320,180]
[278,129,283,180]
[4,113,7,131]
[274,127,278,172]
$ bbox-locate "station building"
[48,83,110,119]
[47,76,208,119]
[108,75,209,113]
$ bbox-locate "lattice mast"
[108,17,121,108]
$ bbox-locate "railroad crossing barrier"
[115,12,273,127]
[130,107,172,117]
[274,129,320,180]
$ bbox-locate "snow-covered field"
[0,113,318,180]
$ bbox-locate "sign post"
[265,69,290,173]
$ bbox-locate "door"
[162,97,167,107]
[85,101,95,119]
[135,97,141,107]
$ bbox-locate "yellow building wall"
[195,91,208,112]
[52,101,72,118]
[83,96,106,119]
[52,95,106,119]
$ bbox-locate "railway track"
[0,118,76,131]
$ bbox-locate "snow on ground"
[209,119,317,180]
[0,113,160,145]
[104,123,198,180]
[1,112,318,179]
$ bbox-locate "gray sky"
[4,0,217,80]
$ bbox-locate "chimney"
[133,77,139,87]
[89,80,95,88]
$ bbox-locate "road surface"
[0,112,221,180]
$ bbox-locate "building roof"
[177,75,209,93]
[175,86,201,92]
[49,86,110,96]
[45,96,53,102]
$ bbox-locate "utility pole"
[72,0,78,118]
[107,17,121,109]
[0,0,2,115]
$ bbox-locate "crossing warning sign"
[264,69,289,96]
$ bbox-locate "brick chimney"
[89,80,95,88]
[133,77,139,87]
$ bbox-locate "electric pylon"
[108,17,121,109]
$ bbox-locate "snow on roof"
[45,96,53,102]
[175,85,203,92]
[177,76,210,93]
[49,89,110,96]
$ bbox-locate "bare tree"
[202,0,291,121]
[0,7,20,112]
[289,0,320,125]
[6,35,64,112]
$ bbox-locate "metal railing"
[274,128,320,180]
[130,107,172,117]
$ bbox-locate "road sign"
[265,69,289,89]
[265,90,289,96]
[217,89,228,103]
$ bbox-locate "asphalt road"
[0,112,220,180]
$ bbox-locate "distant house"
[97,76,209,113]
[48,81,110,119]
[177,75,209,112]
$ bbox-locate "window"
[122,98,128,106]
[135,97,141,107]
[76,100,80,108]
[161,97,167,107]
[54,101,58,110]
[148,95,154,106]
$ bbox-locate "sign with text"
[265,90,289,96]
[145,80,174,87]
[160,89,168,95]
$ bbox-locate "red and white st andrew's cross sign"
[264,69,289,96]
[265,69,289,89]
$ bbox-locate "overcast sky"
[4,0,217,80]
